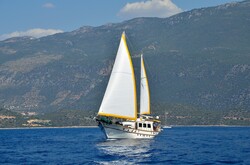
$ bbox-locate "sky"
[0,0,242,41]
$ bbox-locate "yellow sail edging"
[122,32,137,120]
[98,112,137,121]
[98,32,137,121]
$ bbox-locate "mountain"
[0,1,250,117]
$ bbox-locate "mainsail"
[140,55,150,115]
[98,32,137,120]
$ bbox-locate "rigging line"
[113,71,132,75]
[125,33,137,58]
[142,55,154,81]
[124,32,140,87]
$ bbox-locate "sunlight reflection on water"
[96,139,153,164]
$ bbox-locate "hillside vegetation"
[0,1,249,127]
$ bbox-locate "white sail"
[140,55,150,115]
[98,32,137,120]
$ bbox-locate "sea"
[0,127,249,165]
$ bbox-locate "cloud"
[0,28,64,41]
[42,3,55,9]
[118,0,183,19]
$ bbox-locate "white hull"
[98,122,160,139]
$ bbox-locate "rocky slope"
[0,0,249,115]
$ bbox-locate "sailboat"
[95,32,162,139]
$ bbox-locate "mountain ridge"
[0,0,249,116]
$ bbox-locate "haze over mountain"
[0,0,249,115]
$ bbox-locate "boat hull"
[98,122,160,139]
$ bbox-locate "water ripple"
[0,127,249,164]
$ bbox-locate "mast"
[98,32,137,120]
[140,54,150,115]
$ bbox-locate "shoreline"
[169,125,250,128]
[0,126,98,130]
[1,125,250,130]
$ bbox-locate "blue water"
[0,127,250,165]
